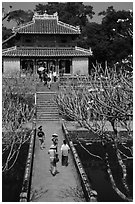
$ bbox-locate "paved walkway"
[30,120,85,202]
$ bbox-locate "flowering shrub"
[56,63,133,201]
[2,75,37,172]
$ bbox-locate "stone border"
[19,128,36,202]
[62,121,97,202]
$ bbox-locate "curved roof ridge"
[13,20,34,33]
[58,20,80,33]
[75,46,93,54]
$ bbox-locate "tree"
[2,75,38,172]
[2,26,12,41]
[2,6,12,21]
[56,63,133,201]
[6,9,33,26]
[79,7,133,65]
[98,7,133,63]
[34,2,95,27]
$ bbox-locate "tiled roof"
[13,13,81,35]
[2,46,92,57]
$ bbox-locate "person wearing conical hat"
[52,133,58,152]
[48,144,58,176]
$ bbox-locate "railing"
[19,128,36,202]
[19,91,37,202]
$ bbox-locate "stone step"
[36,104,57,107]
[37,111,58,114]
[36,91,57,94]
[36,90,59,121]
[37,110,59,115]
[37,116,59,120]
[37,98,57,101]
[37,108,58,111]
[37,97,56,101]
[37,112,59,117]
[37,100,57,103]
[37,118,60,121]
[37,98,57,102]
[37,106,58,109]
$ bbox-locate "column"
[56,59,59,75]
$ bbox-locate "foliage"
[56,63,133,201]
[83,7,133,64]
[2,26,12,41]
[6,9,33,26]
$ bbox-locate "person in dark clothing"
[43,70,48,86]
[52,133,58,152]
[37,126,45,149]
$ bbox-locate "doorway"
[59,60,71,76]
[21,59,34,75]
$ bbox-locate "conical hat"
[50,145,56,149]
[52,133,58,137]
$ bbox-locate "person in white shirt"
[61,140,70,166]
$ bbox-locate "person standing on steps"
[61,140,70,166]
[37,126,45,149]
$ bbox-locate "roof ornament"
[76,25,80,31]
[33,11,58,20]
[43,10,47,16]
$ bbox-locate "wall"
[3,57,20,76]
[72,57,88,75]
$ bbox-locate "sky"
[2,1,133,28]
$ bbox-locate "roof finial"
[54,12,58,17]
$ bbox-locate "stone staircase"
[36,83,60,121]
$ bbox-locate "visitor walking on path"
[43,70,48,86]
[52,133,59,164]
[52,133,58,152]
[37,66,45,82]
[53,68,57,82]
[37,126,45,149]
[48,144,59,176]
[61,140,70,166]
[47,71,52,89]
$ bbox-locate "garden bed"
[2,130,31,202]
[68,130,133,202]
